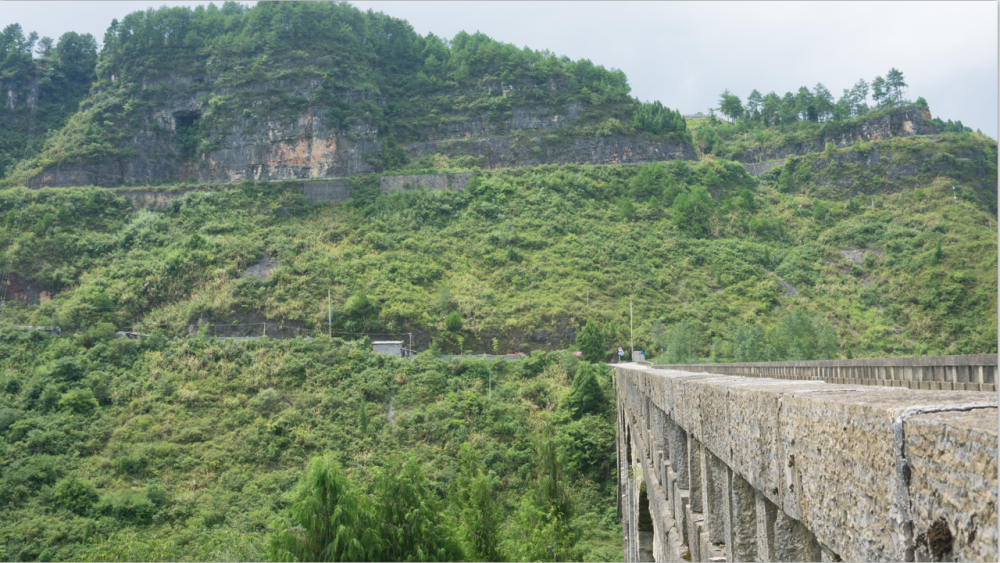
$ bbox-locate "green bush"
[445,312,463,332]
[58,388,98,415]
[52,476,98,515]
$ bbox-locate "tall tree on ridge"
[718,89,744,122]
[796,86,816,122]
[871,75,887,107]
[854,78,870,111]
[813,83,834,122]
[761,91,781,126]
[886,67,907,105]
[747,89,764,122]
[779,92,798,124]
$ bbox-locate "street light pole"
[630,299,633,359]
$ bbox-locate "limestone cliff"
[25,75,694,188]
[736,107,938,165]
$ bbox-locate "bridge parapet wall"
[647,354,997,392]
[614,363,998,562]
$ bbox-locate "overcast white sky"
[3,1,997,137]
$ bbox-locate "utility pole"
[586,288,589,307]
[630,299,634,359]
[328,289,332,338]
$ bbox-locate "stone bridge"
[614,355,998,562]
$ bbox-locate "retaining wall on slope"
[647,354,997,393]
[109,173,473,209]
[615,363,998,562]
[379,172,473,194]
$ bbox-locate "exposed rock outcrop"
[737,108,938,165]
[25,75,695,188]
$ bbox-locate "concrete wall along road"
[302,180,352,203]
[379,172,473,194]
[115,173,473,209]
[615,362,997,562]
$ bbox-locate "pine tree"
[575,320,605,363]
[567,364,605,418]
[358,401,368,432]
[268,455,375,562]
[454,443,502,561]
[649,195,662,216]
[373,455,465,562]
[886,68,907,105]
[619,198,636,221]
[871,76,887,107]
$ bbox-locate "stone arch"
[638,479,655,561]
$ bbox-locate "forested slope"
[0,26,98,180]
[0,332,619,561]
[0,3,997,562]
[4,2,689,188]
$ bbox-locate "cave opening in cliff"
[173,110,202,160]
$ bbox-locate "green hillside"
[0,332,619,562]
[0,2,997,562]
[2,133,996,357]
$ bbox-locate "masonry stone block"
[689,437,704,514]
[730,471,758,562]
[756,488,778,562]
[702,448,728,544]
[904,408,998,562]
[672,422,689,489]
[774,509,821,562]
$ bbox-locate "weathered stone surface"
[905,408,998,562]
[777,390,996,561]
[756,488,779,562]
[730,472,758,562]
[616,362,998,562]
[25,75,694,188]
[774,509,821,562]
[403,132,695,170]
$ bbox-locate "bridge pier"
[615,362,998,562]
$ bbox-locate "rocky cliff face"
[737,107,938,164]
[1,78,38,112]
[26,76,694,188]
[404,131,695,169]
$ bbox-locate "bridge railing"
[645,353,997,392]
[614,362,998,562]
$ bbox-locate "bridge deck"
[615,362,997,562]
